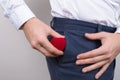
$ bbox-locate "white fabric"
[0,0,120,32]
[0,0,35,29]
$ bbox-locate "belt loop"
[97,24,102,32]
[50,18,55,28]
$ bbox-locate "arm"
[0,0,64,57]
[0,0,35,29]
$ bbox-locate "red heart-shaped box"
[50,38,66,51]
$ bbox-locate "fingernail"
[77,55,80,59]
[82,69,87,73]
[85,33,88,35]
[95,75,99,80]
[85,33,92,37]
[95,76,99,80]
[59,51,63,55]
[76,61,79,65]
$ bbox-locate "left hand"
[76,32,120,79]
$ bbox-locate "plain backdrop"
[0,0,119,80]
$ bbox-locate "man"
[0,0,120,80]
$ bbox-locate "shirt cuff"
[115,27,120,33]
[8,4,36,30]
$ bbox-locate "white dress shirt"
[0,0,120,33]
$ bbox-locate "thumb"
[50,29,65,38]
[85,32,105,40]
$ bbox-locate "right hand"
[21,17,65,57]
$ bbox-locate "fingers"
[77,46,104,59]
[31,28,65,57]
[38,38,63,57]
[35,44,57,57]
[50,29,65,38]
[95,63,110,79]
[76,55,108,65]
[31,35,64,57]
[82,60,108,73]
[85,32,107,40]
[42,38,63,53]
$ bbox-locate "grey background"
[0,0,119,80]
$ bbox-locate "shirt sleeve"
[115,27,120,33]
[0,0,36,30]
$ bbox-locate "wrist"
[21,17,37,30]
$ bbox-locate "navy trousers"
[46,17,116,80]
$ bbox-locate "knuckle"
[47,48,55,53]
[87,52,94,58]
[31,41,37,49]
[106,54,112,59]
[49,50,59,56]
[88,67,93,71]
[85,52,92,57]
[91,58,96,63]
[45,54,50,57]
[49,28,54,33]
[36,35,45,43]
[104,48,110,54]
[87,53,91,57]
[49,49,55,54]
[97,63,102,67]
[37,38,44,43]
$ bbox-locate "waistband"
[51,17,116,33]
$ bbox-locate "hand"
[76,32,120,79]
[21,17,65,57]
